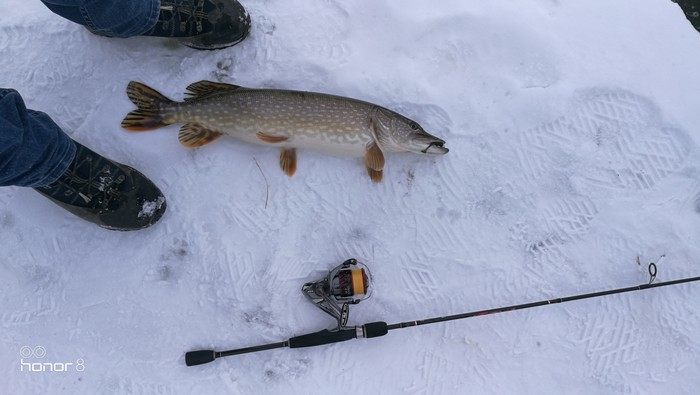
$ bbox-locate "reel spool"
[302,258,372,330]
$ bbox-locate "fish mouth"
[421,141,449,155]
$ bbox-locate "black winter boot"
[34,141,166,231]
[675,0,700,33]
[145,0,251,50]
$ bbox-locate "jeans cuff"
[140,0,162,36]
[34,138,76,187]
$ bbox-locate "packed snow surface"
[2,0,700,394]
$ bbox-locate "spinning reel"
[302,258,372,330]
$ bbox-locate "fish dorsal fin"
[184,80,244,101]
[178,123,223,147]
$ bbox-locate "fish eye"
[409,122,419,130]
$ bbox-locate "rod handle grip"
[185,350,216,366]
[288,328,356,348]
[288,321,389,349]
[363,321,388,338]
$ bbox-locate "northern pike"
[121,81,449,182]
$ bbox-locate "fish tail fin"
[121,81,176,131]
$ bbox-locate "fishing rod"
[185,258,700,367]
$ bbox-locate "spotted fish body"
[175,89,378,156]
[122,81,449,182]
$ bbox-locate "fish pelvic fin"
[279,148,297,176]
[121,81,175,131]
[256,131,289,144]
[364,142,385,183]
[178,123,224,148]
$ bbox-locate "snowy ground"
[2,0,700,394]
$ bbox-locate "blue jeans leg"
[0,89,76,188]
[41,0,160,38]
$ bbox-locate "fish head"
[372,107,449,156]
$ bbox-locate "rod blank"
[185,274,700,366]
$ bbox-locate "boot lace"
[159,1,210,34]
[51,152,127,210]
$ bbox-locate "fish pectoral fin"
[366,168,383,183]
[256,131,289,144]
[365,142,385,183]
[279,148,297,177]
[178,123,223,148]
[364,142,385,171]
[184,80,245,101]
